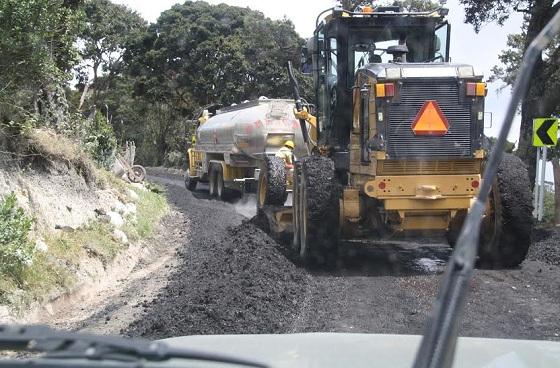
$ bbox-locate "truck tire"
[185,169,198,191]
[447,154,533,268]
[128,165,146,183]
[208,165,218,197]
[216,166,226,200]
[296,156,340,266]
[257,156,287,208]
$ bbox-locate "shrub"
[543,188,555,224]
[164,150,184,168]
[0,193,35,285]
[83,112,118,169]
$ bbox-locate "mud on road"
[55,171,560,342]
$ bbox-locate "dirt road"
[50,171,560,342]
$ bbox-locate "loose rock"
[107,211,124,228]
[35,239,49,253]
[113,229,128,244]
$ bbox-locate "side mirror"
[300,46,309,65]
[300,46,312,75]
[302,60,313,75]
[301,37,317,76]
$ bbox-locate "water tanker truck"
[185,99,307,200]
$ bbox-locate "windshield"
[348,25,444,86]
[1,1,559,368]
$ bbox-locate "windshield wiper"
[0,325,268,368]
[412,9,560,368]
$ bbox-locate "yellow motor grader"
[257,4,533,267]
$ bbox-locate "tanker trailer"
[185,99,306,200]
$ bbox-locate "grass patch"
[49,222,124,265]
[123,184,169,241]
[25,128,104,186]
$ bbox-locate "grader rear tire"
[478,153,533,268]
[257,156,287,209]
[447,154,533,268]
[296,156,340,266]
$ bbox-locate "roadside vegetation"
[0,182,168,313]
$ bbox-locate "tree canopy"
[0,0,84,124]
[461,0,560,184]
[125,1,305,111]
[77,0,147,107]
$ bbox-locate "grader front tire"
[296,156,340,266]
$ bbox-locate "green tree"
[460,0,559,182]
[462,0,560,223]
[77,0,147,109]
[123,1,308,164]
[0,0,84,126]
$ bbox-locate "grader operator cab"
[258,4,533,267]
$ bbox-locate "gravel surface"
[39,171,560,342]
[126,173,559,341]
[126,220,308,338]
[528,227,560,265]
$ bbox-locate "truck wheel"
[185,169,198,191]
[446,154,533,268]
[297,156,340,266]
[216,166,226,200]
[128,165,146,183]
[257,156,287,208]
[479,153,533,268]
[208,165,218,197]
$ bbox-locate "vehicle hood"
[163,333,560,368]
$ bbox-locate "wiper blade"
[0,325,268,367]
[411,9,560,368]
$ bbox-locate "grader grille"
[386,79,473,159]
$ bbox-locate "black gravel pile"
[126,221,308,339]
[528,227,560,266]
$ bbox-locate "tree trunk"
[78,81,90,111]
[516,0,555,184]
[552,158,560,225]
[92,62,100,106]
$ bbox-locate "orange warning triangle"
[411,100,449,136]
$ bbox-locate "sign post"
[533,147,541,218]
[532,117,559,221]
[538,146,547,222]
